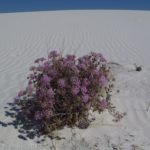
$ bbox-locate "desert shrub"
[15,51,125,134]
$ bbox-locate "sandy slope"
[0,10,150,150]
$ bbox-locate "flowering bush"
[15,51,125,133]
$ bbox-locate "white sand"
[0,10,150,150]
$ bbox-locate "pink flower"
[48,69,58,77]
[81,86,87,94]
[71,86,80,95]
[29,74,35,80]
[93,69,100,76]
[43,110,53,119]
[83,78,89,86]
[63,59,73,68]
[36,64,46,72]
[18,90,26,97]
[42,61,50,71]
[66,55,75,61]
[47,88,55,98]
[78,56,89,64]
[99,100,108,109]
[97,53,107,62]
[71,77,80,86]
[48,50,58,59]
[57,78,66,88]
[82,94,89,103]
[99,75,108,87]
[41,74,51,85]
[86,102,91,110]
[71,65,79,73]
[78,63,87,70]
[90,52,107,62]
[34,111,43,120]
[26,84,33,95]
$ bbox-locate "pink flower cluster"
[15,51,113,126]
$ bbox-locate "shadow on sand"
[0,102,45,143]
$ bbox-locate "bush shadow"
[0,102,45,142]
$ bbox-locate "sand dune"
[0,10,150,150]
